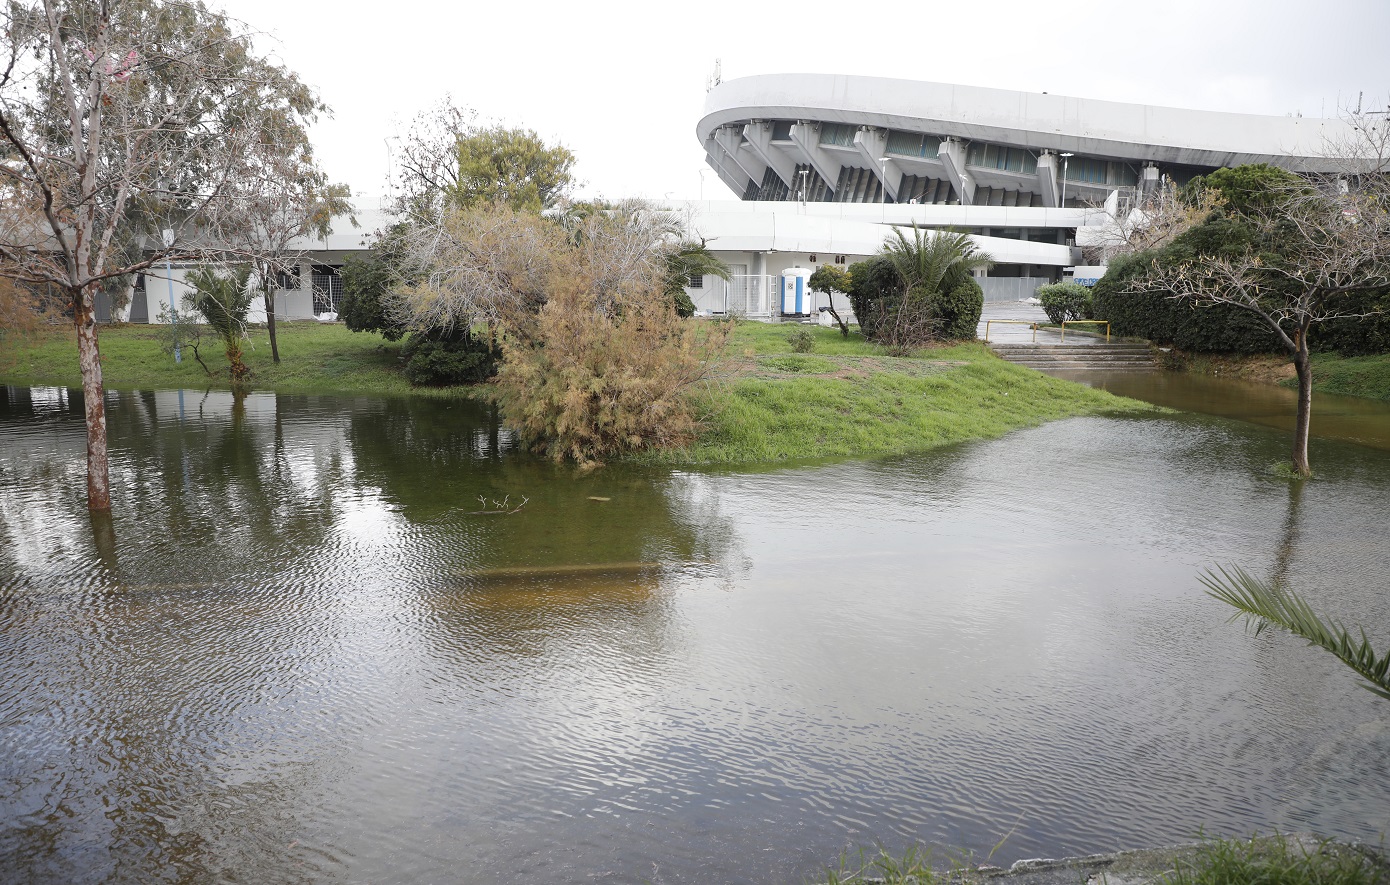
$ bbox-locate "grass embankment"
[1168,350,1390,400]
[0,319,1155,464]
[0,321,456,397]
[640,322,1154,465]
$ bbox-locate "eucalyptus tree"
[0,0,334,511]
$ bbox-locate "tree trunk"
[1291,329,1313,477]
[74,289,112,511]
[264,286,281,363]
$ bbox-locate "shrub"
[401,328,499,386]
[787,328,816,353]
[1037,281,1093,324]
[341,249,408,341]
[1090,252,1283,354]
[496,284,729,465]
[846,256,901,341]
[931,277,984,340]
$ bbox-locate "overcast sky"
[222,0,1388,215]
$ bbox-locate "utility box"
[780,268,814,315]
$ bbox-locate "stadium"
[680,73,1359,317]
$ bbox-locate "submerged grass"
[815,836,1389,885]
[1165,835,1389,885]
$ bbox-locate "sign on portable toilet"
[780,268,814,316]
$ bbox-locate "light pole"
[878,156,892,203]
[1059,152,1074,208]
[798,169,809,205]
[162,228,180,364]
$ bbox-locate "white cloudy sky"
[222,0,1388,213]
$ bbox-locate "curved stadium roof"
[699,74,1358,207]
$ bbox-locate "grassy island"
[0,319,1155,463]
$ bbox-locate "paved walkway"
[977,301,1108,346]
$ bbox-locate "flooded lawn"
[1,385,1387,884]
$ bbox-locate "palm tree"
[882,224,992,294]
[186,265,254,385]
[1202,565,1390,701]
[664,240,731,317]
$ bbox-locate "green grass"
[1165,835,1389,885]
[0,321,470,398]
[1306,352,1390,400]
[639,321,1156,465]
[2,318,1156,466]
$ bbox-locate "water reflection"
[1,386,1388,884]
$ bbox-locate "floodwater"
[1,383,1388,884]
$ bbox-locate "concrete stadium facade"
[682,73,1358,317]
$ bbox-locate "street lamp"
[162,228,180,364]
[798,168,809,205]
[1059,152,1074,208]
[878,156,892,203]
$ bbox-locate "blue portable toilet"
[780,268,814,316]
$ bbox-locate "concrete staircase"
[988,342,1157,372]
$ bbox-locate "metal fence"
[979,276,1050,303]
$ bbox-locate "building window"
[818,123,856,148]
[885,130,941,159]
[966,143,1038,174]
[808,254,817,263]
[688,273,703,289]
[770,120,794,142]
[835,255,846,264]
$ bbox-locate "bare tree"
[1079,180,1225,263]
[0,0,330,510]
[1142,180,1390,475]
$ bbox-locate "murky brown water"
[2,384,1388,884]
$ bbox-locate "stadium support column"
[742,122,799,190]
[704,143,751,197]
[938,138,976,206]
[713,126,768,188]
[1036,151,1061,207]
[854,127,899,201]
[788,122,841,198]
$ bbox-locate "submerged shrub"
[496,281,729,464]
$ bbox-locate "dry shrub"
[0,278,45,335]
[496,246,728,464]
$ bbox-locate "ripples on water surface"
[1,384,1387,884]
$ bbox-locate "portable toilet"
[780,268,814,316]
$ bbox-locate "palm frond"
[1201,564,1390,701]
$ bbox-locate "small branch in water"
[465,495,529,515]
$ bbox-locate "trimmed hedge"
[1037,282,1093,324]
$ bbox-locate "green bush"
[787,328,816,353]
[846,256,901,342]
[932,277,984,340]
[1090,251,1283,354]
[401,329,499,386]
[1037,281,1093,324]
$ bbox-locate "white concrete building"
[107,208,387,324]
[682,73,1361,316]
